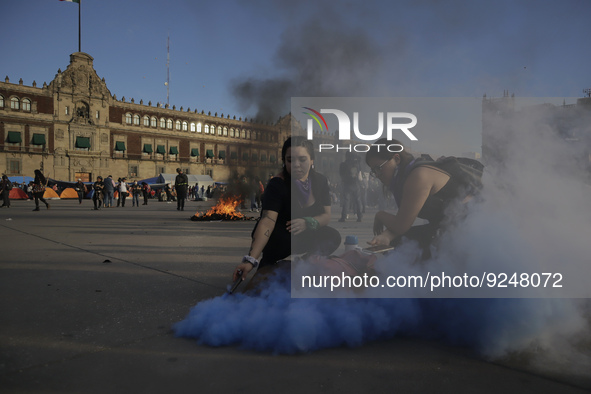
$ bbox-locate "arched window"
[133,114,140,125]
[22,98,31,112]
[204,125,209,134]
[197,123,202,133]
[0,95,4,108]
[175,120,181,130]
[143,116,150,126]
[190,123,196,132]
[159,118,166,128]
[125,113,132,124]
[151,117,157,127]
[230,128,234,138]
[246,130,250,139]
[241,129,246,139]
[11,97,20,110]
[223,127,228,136]
[167,119,173,129]
[217,126,222,136]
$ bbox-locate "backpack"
[391,156,484,224]
[394,156,483,199]
[433,156,484,195]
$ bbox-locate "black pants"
[341,188,362,220]
[1,191,10,207]
[34,193,48,209]
[77,192,84,204]
[391,223,440,260]
[260,226,342,268]
[176,190,187,210]
[120,192,127,207]
[93,194,102,209]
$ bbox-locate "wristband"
[242,255,259,268]
[303,216,319,230]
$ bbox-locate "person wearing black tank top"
[365,138,481,259]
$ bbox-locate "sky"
[2,0,590,156]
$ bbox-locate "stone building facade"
[0,52,297,183]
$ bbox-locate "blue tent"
[8,176,34,184]
[137,176,160,185]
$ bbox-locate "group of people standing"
[90,175,148,210]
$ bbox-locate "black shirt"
[261,170,331,242]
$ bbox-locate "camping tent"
[136,176,159,185]
[8,176,34,184]
[60,188,79,199]
[43,188,60,199]
[9,188,28,200]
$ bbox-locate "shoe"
[357,218,362,222]
[338,218,346,222]
[33,207,40,211]
[46,203,50,209]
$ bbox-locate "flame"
[194,195,245,220]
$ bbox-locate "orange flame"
[194,195,245,220]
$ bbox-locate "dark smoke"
[230,17,386,122]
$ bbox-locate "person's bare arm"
[233,210,278,280]
[369,167,448,245]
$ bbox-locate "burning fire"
[191,195,252,221]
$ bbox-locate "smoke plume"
[175,97,591,385]
[230,17,386,122]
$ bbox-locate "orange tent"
[60,188,79,199]
[9,188,29,200]
[43,188,60,199]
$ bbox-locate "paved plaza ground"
[0,198,589,393]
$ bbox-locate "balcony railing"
[0,144,48,153]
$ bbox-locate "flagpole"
[78,0,81,52]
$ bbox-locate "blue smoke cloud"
[174,269,422,354]
[174,267,585,362]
